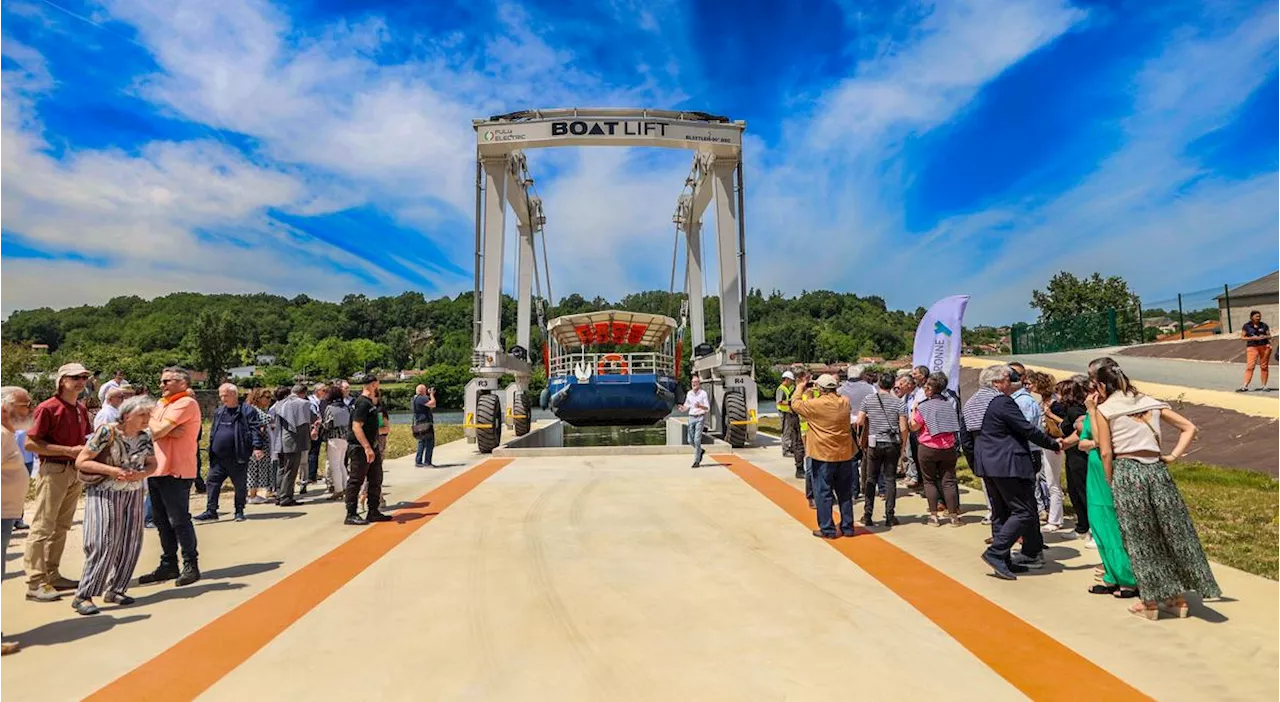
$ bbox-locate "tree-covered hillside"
[1,289,923,405]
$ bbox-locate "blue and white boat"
[542,310,681,427]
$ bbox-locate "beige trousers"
[24,460,84,588]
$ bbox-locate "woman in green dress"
[1078,403,1137,597]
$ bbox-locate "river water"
[388,408,558,425]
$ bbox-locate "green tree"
[1030,272,1139,323]
[349,338,389,372]
[384,327,413,370]
[185,309,241,387]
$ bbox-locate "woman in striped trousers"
[71,395,158,615]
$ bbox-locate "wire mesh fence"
[1011,308,1141,355]
[1010,275,1277,355]
[1139,284,1228,342]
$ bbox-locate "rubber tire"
[476,393,502,454]
[513,391,531,437]
[723,390,749,448]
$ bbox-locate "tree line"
[1,289,928,406]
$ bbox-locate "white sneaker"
[1083,533,1098,549]
[1041,524,1064,534]
[980,513,992,526]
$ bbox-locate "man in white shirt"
[93,387,125,429]
[677,375,710,468]
[97,370,126,404]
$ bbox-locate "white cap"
[781,371,795,380]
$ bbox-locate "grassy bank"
[757,415,1278,579]
[310,424,466,466]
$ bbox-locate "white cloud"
[745,0,1087,299]
[0,52,435,315]
[909,2,1280,323]
[3,0,1275,338]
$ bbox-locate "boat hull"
[548,373,678,427]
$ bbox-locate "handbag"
[78,425,115,488]
[412,420,435,439]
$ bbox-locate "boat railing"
[549,351,674,379]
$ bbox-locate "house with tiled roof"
[1217,271,1278,333]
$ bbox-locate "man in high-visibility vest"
[798,374,822,508]
[776,371,796,458]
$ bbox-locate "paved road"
[992,350,1261,392]
[3,444,1276,701]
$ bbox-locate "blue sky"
[1,0,1276,325]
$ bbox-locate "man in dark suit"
[964,364,1061,580]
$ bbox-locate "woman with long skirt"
[1089,357,1221,619]
[71,396,158,615]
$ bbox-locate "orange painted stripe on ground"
[715,454,1152,702]
[86,458,514,702]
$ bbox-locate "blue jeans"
[415,436,435,466]
[812,460,855,535]
[2,518,14,580]
[687,416,706,464]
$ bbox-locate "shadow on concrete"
[194,511,306,527]
[245,511,306,521]
[392,511,431,524]
[386,500,431,511]
[10,614,151,648]
[133,581,248,606]
[1186,595,1231,623]
[201,561,283,581]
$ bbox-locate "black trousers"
[307,437,322,482]
[345,444,384,517]
[206,457,247,515]
[148,476,198,566]
[862,443,900,519]
[983,476,1043,561]
[1064,454,1090,533]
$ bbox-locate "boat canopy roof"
[547,309,678,349]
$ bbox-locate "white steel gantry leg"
[466,156,510,444]
[712,159,745,356]
[684,219,706,350]
[506,221,535,430]
[477,156,508,357]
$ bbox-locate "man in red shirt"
[138,367,203,587]
[23,363,94,602]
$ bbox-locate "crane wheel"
[513,391,531,437]
[724,390,749,448]
[476,393,502,454]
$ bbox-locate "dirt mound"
[1118,335,1277,364]
[959,367,1278,477]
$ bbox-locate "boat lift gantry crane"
[464,108,758,453]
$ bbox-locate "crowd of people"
[777,356,1222,621]
[0,365,442,656]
